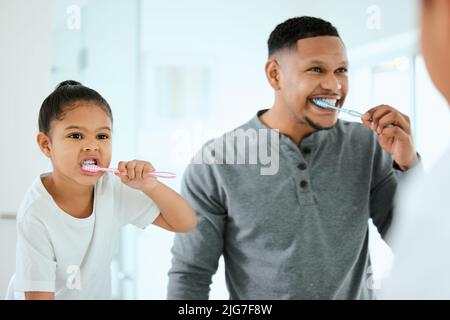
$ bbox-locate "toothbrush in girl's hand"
[312,98,364,118]
[81,164,176,178]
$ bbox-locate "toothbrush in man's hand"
[312,98,364,118]
[81,164,176,178]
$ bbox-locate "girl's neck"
[42,172,94,219]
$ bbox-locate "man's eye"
[68,133,82,139]
[97,134,109,140]
[309,67,323,73]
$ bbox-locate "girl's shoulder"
[95,171,116,193]
[16,174,57,225]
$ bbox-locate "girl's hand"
[115,160,158,192]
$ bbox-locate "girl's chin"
[80,169,100,177]
[76,171,103,185]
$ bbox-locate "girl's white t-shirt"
[14,172,160,299]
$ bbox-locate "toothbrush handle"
[111,168,176,179]
[341,108,364,118]
[148,171,176,179]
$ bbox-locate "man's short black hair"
[268,16,340,57]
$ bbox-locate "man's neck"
[259,105,316,145]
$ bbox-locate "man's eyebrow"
[306,60,349,66]
[64,125,112,131]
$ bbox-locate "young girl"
[12,80,196,299]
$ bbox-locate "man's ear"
[265,58,282,90]
[37,132,52,158]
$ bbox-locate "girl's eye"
[68,133,82,139]
[97,134,109,140]
[336,67,348,73]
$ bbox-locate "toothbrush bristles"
[312,98,363,118]
[82,164,99,172]
[313,98,335,109]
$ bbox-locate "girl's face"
[38,101,113,186]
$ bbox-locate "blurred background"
[1,0,449,299]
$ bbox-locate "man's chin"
[304,116,337,131]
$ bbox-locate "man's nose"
[321,73,342,92]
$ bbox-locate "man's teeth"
[319,99,338,106]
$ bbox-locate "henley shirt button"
[300,180,308,188]
[303,147,311,154]
[297,162,307,170]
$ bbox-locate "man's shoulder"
[336,119,367,133]
[206,116,260,144]
[335,119,376,142]
[193,115,259,154]
[186,115,262,174]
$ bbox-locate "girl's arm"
[25,292,55,300]
[115,160,196,233]
[144,181,196,232]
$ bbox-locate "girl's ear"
[37,132,52,158]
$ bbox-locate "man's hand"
[115,160,159,192]
[362,105,418,171]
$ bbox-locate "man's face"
[275,36,349,130]
[421,0,450,103]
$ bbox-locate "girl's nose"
[83,143,99,152]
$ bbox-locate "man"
[380,0,450,299]
[168,16,418,299]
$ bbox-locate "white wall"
[51,0,140,163]
[140,0,419,131]
[0,216,16,296]
[0,0,53,295]
[0,0,52,213]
